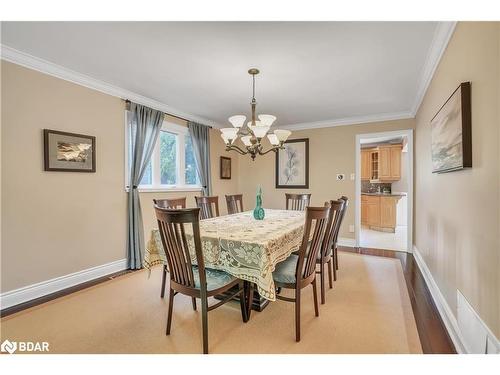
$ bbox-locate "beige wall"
[414,22,500,337]
[1,61,127,292]
[237,119,415,239]
[1,62,239,293]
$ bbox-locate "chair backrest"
[285,193,311,211]
[295,206,330,286]
[195,196,220,220]
[153,197,186,209]
[154,206,207,293]
[225,194,244,215]
[319,199,344,259]
[337,196,349,238]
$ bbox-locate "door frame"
[355,129,414,253]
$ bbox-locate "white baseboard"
[338,237,356,247]
[0,258,127,310]
[413,245,500,354]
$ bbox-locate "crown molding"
[410,21,457,116]
[279,111,413,131]
[0,44,221,128]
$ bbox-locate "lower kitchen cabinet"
[361,194,401,232]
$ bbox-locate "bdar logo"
[1,340,17,354]
[1,340,49,354]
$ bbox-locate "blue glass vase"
[253,186,265,220]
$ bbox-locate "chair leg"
[335,246,339,270]
[201,297,209,354]
[320,262,326,304]
[160,265,167,298]
[333,253,337,281]
[312,278,319,317]
[295,289,301,342]
[191,297,197,311]
[166,288,175,335]
[327,259,333,289]
[239,282,248,323]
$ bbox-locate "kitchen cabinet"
[378,147,391,179]
[361,144,402,182]
[365,196,380,227]
[361,194,368,223]
[380,196,397,228]
[361,150,371,180]
[390,147,401,179]
[361,194,401,232]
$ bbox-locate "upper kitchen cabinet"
[361,150,371,180]
[361,144,403,182]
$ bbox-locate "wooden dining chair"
[195,196,220,220]
[285,193,311,211]
[153,198,187,299]
[316,199,344,304]
[333,196,349,276]
[225,194,244,215]
[153,197,186,209]
[154,206,247,354]
[272,205,330,342]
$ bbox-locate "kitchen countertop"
[361,192,406,197]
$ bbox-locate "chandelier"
[220,68,291,160]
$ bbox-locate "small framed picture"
[275,138,309,188]
[220,156,231,179]
[43,129,96,172]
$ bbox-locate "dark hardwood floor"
[339,246,456,354]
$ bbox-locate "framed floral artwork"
[275,138,309,188]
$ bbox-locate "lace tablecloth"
[143,209,306,301]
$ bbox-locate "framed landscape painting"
[275,138,309,188]
[43,129,96,172]
[430,82,472,173]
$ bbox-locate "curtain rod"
[124,99,212,128]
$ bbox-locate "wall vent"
[457,290,500,354]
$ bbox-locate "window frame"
[125,112,202,192]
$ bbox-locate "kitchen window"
[125,116,201,192]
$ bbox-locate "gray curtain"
[127,102,164,269]
[188,121,212,196]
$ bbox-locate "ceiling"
[1,22,453,128]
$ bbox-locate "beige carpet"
[0,253,422,354]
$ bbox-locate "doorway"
[355,129,413,252]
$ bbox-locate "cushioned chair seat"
[273,254,299,284]
[192,266,236,291]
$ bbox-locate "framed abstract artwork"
[430,82,472,173]
[275,138,309,188]
[43,129,96,172]
[220,156,231,179]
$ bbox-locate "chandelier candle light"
[220,69,291,160]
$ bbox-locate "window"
[126,116,201,191]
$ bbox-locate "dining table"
[143,209,307,311]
